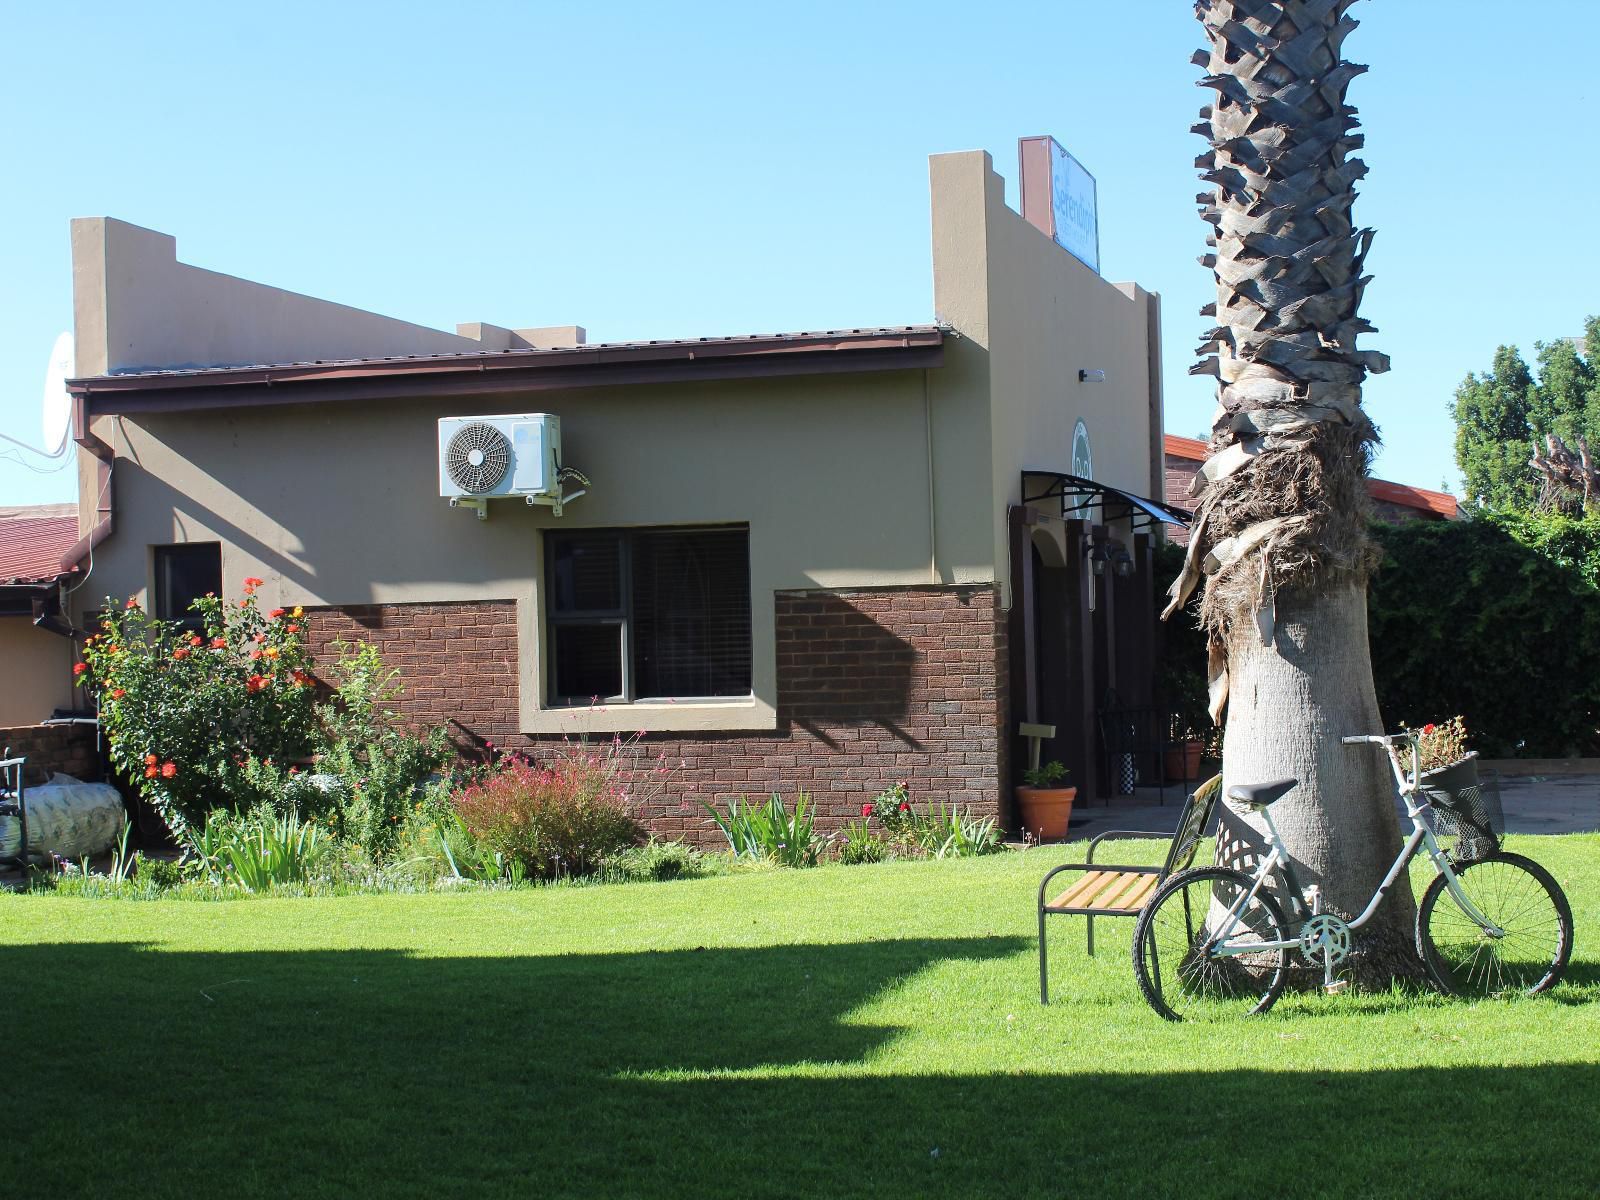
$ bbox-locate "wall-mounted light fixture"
[1079,369,1106,383]
[1110,545,1135,578]
[1084,541,1110,576]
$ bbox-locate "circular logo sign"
[1071,420,1093,480]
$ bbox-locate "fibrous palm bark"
[1170,0,1421,981]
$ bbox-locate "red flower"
[210,636,227,649]
[898,801,910,813]
[239,600,250,609]
[173,647,190,660]
[73,662,87,676]
[244,577,264,588]
[285,623,300,633]
[145,754,158,766]
[269,608,285,619]
[124,597,139,610]
[288,766,299,776]
[161,762,177,779]
[860,802,874,818]
[111,688,125,699]
[246,674,269,693]
[144,765,158,779]
[249,648,263,660]
[189,634,203,646]
[290,669,311,687]
[1422,723,1436,735]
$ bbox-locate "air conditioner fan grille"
[446,422,511,494]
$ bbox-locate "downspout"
[58,392,115,577]
[923,368,938,584]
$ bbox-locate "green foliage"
[133,853,187,891]
[81,587,319,838]
[452,749,647,880]
[1451,326,1600,512]
[853,784,1003,860]
[703,793,825,867]
[309,640,452,858]
[1020,761,1069,789]
[598,839,710,883]
[835,818,888,865]
[188,806,333,891]
[1368,511,1600,756]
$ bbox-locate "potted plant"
[1015,761,1076,840]
[1415,717,1495,860]
[1160,658,1210,783]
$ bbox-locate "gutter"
[58,394,115,577]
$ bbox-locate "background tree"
[1173,0,1419,980]
[1451,346,1538,511]
[1451,317,1599,512]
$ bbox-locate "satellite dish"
[41,331,74,456]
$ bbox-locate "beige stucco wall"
[929,150,1161,607]
[71,218,521,379]
[0,617,75,726]
[70,364,995,733]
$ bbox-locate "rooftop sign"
[1018,135,1101,275]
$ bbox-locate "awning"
[1021,471,1191,533]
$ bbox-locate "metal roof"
[0,505,79,586]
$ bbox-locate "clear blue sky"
[3,0,1596,507]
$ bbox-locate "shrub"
[452,747,646,880]
[704,792,825,867]
[599,839,709,883]
[80,585,318,838]
[189,806,332,891]
[835,818,888,865]
[310,641,452,858]
[133,853,186,891]
[856,784,1002,860]
[1368,511,1600,755]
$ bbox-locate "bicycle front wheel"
[1417,852,1573,998]
[1132,866,1291,1022]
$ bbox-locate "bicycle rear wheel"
[1132,866,1290,1022]
[1416,852,1572,998]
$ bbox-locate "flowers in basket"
[1415,716,1471,773]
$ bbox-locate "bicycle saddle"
[1226,779,1297,810]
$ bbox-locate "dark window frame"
[544,525,751,706]
[152,542,222,628]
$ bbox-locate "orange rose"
[111,688,126,699]
[161,762,177,779]
[145,765,158,779]
[145,753,158,766]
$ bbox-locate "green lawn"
[5,834,1599,1199]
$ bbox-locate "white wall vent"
[437,413,587,519]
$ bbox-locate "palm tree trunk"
[1174,0,1423,983]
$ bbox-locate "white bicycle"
[1132,731,1573,1021]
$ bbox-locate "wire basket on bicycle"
[1419,754,1502,862]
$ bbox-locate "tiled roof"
[1162,434,1459,519]
[0,504,79,585]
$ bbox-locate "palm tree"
[1170,0,1420,981]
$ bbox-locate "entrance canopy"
[1021,471,1191,534]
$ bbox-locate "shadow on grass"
[3,936,1594,1199]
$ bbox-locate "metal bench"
[1035,774,1221,1004]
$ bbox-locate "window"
[545,526,751,704]
[153,543,222,626]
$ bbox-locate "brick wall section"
[301,587,1009,845]
[0,722,103,787]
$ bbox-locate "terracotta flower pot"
[1015,786,1077,841]
[1163,739,1204,782]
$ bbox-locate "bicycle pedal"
[1324,979,1349,995]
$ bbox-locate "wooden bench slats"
[1047,868,1161,913]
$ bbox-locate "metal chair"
[0,755,30,876]
[1036,774,1221,1004]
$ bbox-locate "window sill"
[521,697,777,735]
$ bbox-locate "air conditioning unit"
[438,414,587,518]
